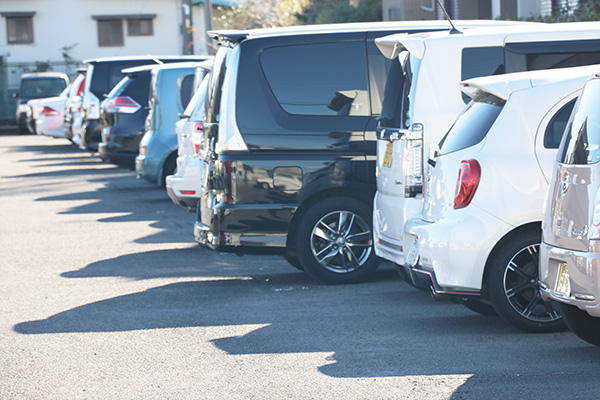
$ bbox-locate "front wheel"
[559,303,600,346]
[295,197,380,284]
[487,230,565,333]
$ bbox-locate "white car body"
[402,66,597,331]
[63,73,86,144]
[539,72,600,345]
[28,93,69,138]
[165,71,210,210]
[373,21,600,267]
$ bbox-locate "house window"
[127,19,153,36]
[98,20,124,47]
[1,12,35,44]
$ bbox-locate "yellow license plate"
[382,141,393,168]
[554,262,571,297]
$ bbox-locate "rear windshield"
[379,52,418,129]
[559,78,600,165]
[439,96,505,155]
[106,72,151,105]
[185,74,209,121]
[20,78,66,98]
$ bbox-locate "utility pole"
[182,0,194,54]
[204,0,213,54]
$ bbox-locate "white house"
[0,0,232,65]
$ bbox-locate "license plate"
[404,238,419,267]
[382,141,393,168]
[554,262,571,297]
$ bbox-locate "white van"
[373,22,600,268]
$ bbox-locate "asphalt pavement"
[1,133,600,399]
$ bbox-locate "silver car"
[540,71,600,345]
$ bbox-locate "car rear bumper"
[402,206,510,293]
[539,242,600,317]
[194,189,295,252]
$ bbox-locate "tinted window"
[461,47,504,103]
[439,97,505,155]
[206,47,229,124]
[179,74,195,109]
[379,56,404,128]
[560,79,600,165]
[544,99,576,149]
[90,62,143,98]
[260,42,369,116]
[20,78,66,98]
[107,73,151,106]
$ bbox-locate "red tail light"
[77,77,85,96]
[104,96,141,114]
[180,190,196,195]
[192,121,203,155]
[453,159,481,209]
[41,106,59,117]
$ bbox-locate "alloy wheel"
[502,244,561,323]
[309,210,373,274]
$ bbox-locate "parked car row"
[20,19,600,345]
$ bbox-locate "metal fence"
[0,60,84,125]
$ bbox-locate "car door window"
[260,41,369,116]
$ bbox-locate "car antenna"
[436,0,463,34]
[146,54,164,65]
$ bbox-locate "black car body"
[97,65,154,168]
[193,21,518,284]
[80,56,209,152]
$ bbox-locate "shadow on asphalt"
[14,265,599,392]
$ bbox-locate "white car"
[166,69,210,211]
[374,22,600,270]
[540,71,600,345]
[27,83,72,138]
[401,65,598,333]
[62,72,86,144]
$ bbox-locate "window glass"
[179,74,195,109]
[186,74,209,121]
[526,52,600,71]
[21,78,66,98]
[206,46,229,124]
[127,19,153,36]
[7,17,33,44]
[439,97,504,155]
[98,20,123,47]
[560,79,600,165]
[260,42,369,116]
[379,56,404,128]
[461,47,504,103]
[544,99,576,149]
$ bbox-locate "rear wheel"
[295,197,380,284]
[559,303,600,346]
[487,230,565,333]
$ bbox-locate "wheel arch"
[285,186,375,257]
[480,221,542,297]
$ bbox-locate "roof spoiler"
[208,30,249,46]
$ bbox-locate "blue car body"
[136,63,197,185]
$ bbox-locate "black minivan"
[193,21,519,284]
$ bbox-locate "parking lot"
[1,132,600,399]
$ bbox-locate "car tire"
[161,154,177,187]
[487,229,565,333]
[559,303,600,346]
[458,297,497,316]
[284,255,304,271]
[295,197,380,284]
